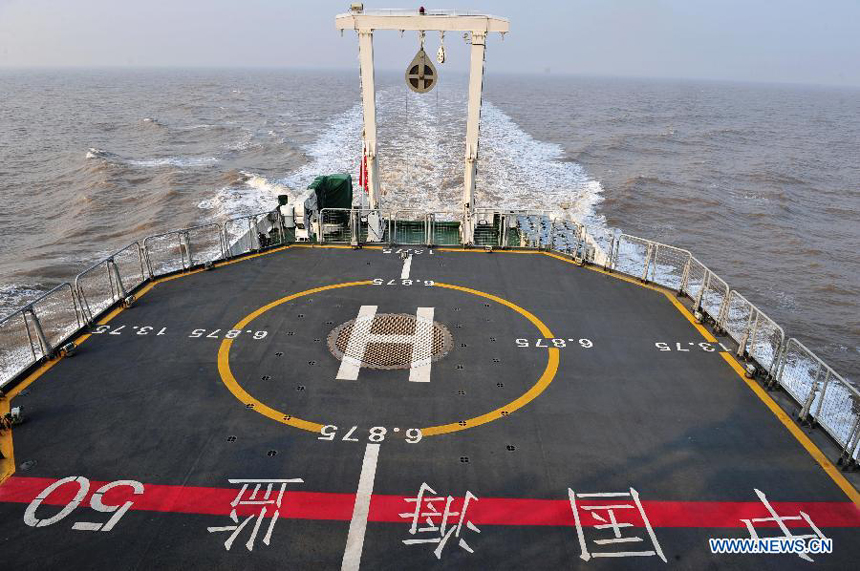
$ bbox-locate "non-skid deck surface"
[1,246,858,569]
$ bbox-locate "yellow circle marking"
[217,280,559,437]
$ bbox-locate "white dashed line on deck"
[400,254,412,279]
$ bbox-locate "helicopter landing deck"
[0,245,858,570]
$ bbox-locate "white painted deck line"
[341,443,381,571]
[400,254,412,279]
[337,305,377,380]
[409,307,434,383]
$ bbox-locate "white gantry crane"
[336,6,509,244]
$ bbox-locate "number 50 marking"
[24,476,144,532]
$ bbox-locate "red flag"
[362,153,368,193]
[358,145,365,189]
[359,145,369,193]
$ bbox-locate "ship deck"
[1,245,858,569]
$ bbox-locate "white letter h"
[336,305,434,383]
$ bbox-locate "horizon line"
[0,65,858,91]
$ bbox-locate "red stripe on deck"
[1,476,858,528]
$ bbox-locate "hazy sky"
[1,0,859,87]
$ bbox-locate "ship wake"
[199,87,609,233]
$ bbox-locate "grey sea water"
[0,69,857,379]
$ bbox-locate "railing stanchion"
[812,371,832,422]
[23,312,37,361]
[27,308,53,359]
[844,417,860,465]
[109,259,129,300]
[799,363,823,422]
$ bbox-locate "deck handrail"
[1,209,281,389]
[0,283,81,382]
[75,241,146,325]
[582,226,857,464]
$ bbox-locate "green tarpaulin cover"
[308,174,353,210]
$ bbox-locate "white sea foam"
[279,103,364,194]
[85,147,113,160]
[197,103,364,216]
[242,171,291,195]
[128,157,219,168]
[225,128,259,152]
[86,147,219,168]
[198,171,294,218]
[198,187,267,217]
[477,101,606,228]
[0,284,47,318]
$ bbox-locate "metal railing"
[224,214,261,256]
[319,208,392,245]
[589,227,857,462]
[679,257,730,322]
[143,231,185,277]
[1,208,283,389]
[513,213,552,248]
[585,226,616,268]
[187,223,226,266]
[113,241,148,294]
[357,209,390,244]
[144,223,225,277]
[469,209,556,249]
[317,208,568,249]
[651,243,692,293]
[29,283,82,354]
[75,242,146,324]
[0,283,82,384]
[472,210,503,247]
[224,211,287,256]
[610,236,694,292]
[779,338,860,463]
[392,210,430,246]
[429,212,462,246]
[318,209,466,247]
[613,235,657,282]
[550,219,585,258]
[722,290,784,374]
[318,208,356,244]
